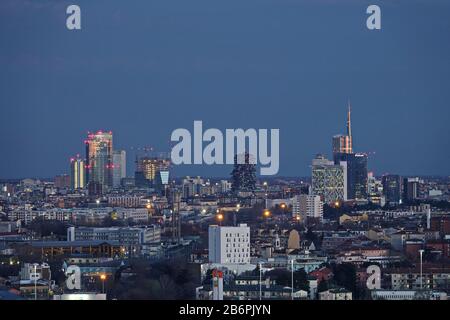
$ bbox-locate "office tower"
[85,131,113,192]
[54,174,71,189]
[331,103,368,201]
[220,180,231,194]
[332,135,352,156]
[382,174,402,204]
[332,102,353,157]
[402,177,421,203]
[367,172,383,205]
[208,224,250,264]
[154,170,170,195]
[311,154,346,204]
[169,188,182,244]
[182,176,204,198]
[112,150,126,188]
[231,153,256,193]
[70,155,85,189]
[334,152,368,201]
[135,155,171,188]
[292,194,324,222]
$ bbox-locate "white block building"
[208,224,250,264]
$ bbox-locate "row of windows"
[225,249,249,253]
[224,233,249,237]
[225,243,249,248]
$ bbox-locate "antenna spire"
[347,100,352,138]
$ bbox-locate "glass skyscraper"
[85,131,113,192]
[334,152,368,201]
[112,150,127,188]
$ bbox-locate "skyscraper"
[335,152,368,200]
[311,154,346,204]
[332,104,368,201]
[85,131,113,192]
[231,153,256,194]
[135,155,171,188]
[70,155,85,190]
[382,174,402,204]
[402,177,421,203]
[332,102,353,157]
[112,150,126,188]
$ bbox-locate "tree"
[332,263,357,293]
[102,215,124,227]
[109,258,197,300]
[265,269,309,291]
[317,280,329,293]
[28,218,67,238]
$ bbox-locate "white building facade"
[208,224,250,264]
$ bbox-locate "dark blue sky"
[0,0,449,178]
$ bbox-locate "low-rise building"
[319,288,352,300]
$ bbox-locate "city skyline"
[0,104,447,180]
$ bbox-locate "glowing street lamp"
[280,203,287,210]
[216,213,224,225]
[263,209,271,218]
[100,274,107,293]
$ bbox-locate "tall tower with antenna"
[332,101,353,156]
[346,100,353,153]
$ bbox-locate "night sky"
[1,0,449,179]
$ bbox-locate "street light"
[259,263,262,301]
[100,273,107,294]
[263,209,271,218]
[216,213,224,225]
[34,263,37,301]
[291,259,294,300]
[419,249,424,290]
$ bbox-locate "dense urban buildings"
[0,114,449,302]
